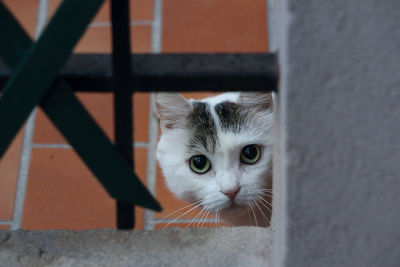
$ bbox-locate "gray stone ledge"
[0,227,272,267]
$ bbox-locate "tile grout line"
[143,96,158,230]
[144,0,163,230]
[31,143,72,149]
[267,0,276,52]
[11,0,49,230]
[151,0,163,54]
[133,142,149,148]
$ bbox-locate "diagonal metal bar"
[40,81,161,210]
[0,0,104,158]
[0,3,161,211]
[0,5,32,72]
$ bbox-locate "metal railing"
[0,0,277,229]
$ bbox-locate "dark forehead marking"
[214,101,247,132]
[186,102,217,153]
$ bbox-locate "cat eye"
[240,144,261,164]
[189,155,211,174]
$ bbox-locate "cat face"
[156,92,273,219]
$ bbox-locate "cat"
[155,92,273,227]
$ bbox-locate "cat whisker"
[247,205,251,225]
[257,196,272,214]
[257,189,273,195]
[248,202,258,227]
[216,208,221,228]
[163,201,204,228]
[261,193,273,197]
[187,207,206,228]
[160,199,203,221]
[252,196,270,225]
[258,193,272,199]
[261,192,273,197]
[214,208,220,228]
[257,195,272,207]
[199,207,211,228]
[196,206,211,228]
[253,190,273,199]
[195,207,205,228]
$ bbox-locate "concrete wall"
[0,227,272,267]
[274,1,400,266]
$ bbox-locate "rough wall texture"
[275,1,400,266]
[0,227,272,267]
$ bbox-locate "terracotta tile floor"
[0,0,270,230]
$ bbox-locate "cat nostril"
[222,187,241,201]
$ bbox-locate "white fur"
[156,92,273,227]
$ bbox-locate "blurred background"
[0,0,270,230]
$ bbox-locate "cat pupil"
[193,155,207,168]
[243,145,257,159]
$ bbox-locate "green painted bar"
[0,3,161,211]
[0,5,31,71]
[41,81,161,210]
[0,0,104,158]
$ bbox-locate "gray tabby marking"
[187,102,217,153]
[215,101,247,133]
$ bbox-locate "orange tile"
[47,0,107,22]
[73,25,151,53]
[22,147,148,230]
[32,108,62,144]
[48,0,153,22]
[130,0,154,21]
[33,92,149,144]
[0,225,11,230]
[47,0,61,22]
[154,222,230,229]
[0,128,24,220]
[3,0,39,38]
[162,0,269,53]
[133,93,150,142]
[73,27,110,53]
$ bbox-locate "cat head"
[156,92,273,215]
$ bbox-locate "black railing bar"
[0,75,276,92]
[30,142,148,148]
[64,76,276,92]
[0,53,278,92]
[62,53,277,75]
[111,0,135,230]
[0,53,277,75]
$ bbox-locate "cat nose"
[222,187,241,201]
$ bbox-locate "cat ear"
[155,93,192,130]
[239,92,273,111]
